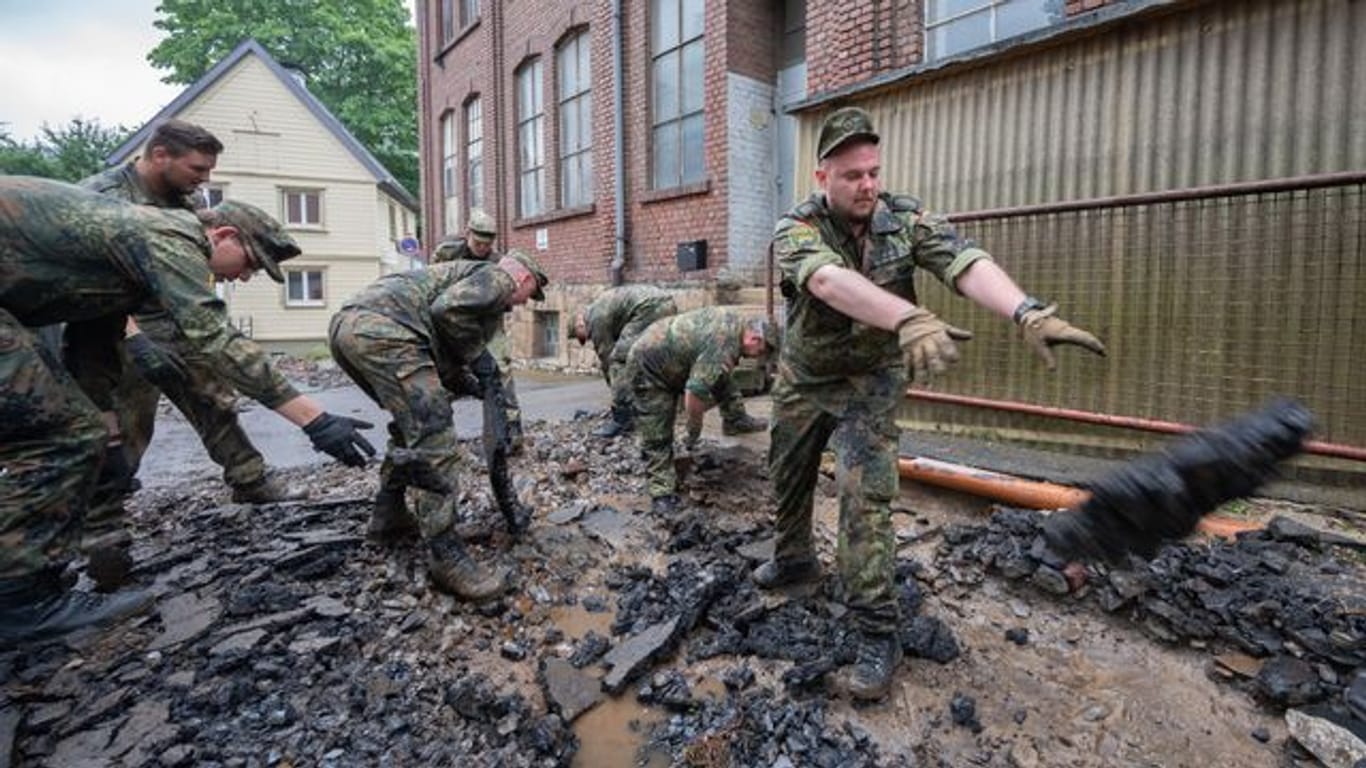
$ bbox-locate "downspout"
[491,0,507,239]
[609,0,627,285]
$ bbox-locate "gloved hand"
[442,367,483,400]
[303,412,377,467]
[683,421,703,451]
[97,442,137,495]
[896,307,973,383]
[1018,304,1107,369]
[125,333,189,390]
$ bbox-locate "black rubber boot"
[367,486,419,540]
[751,555,822,589]
[0,571,154,648]
[232,475,309,504]
[427,534,504,601]
[592,406,634,438]
[722,412,768,436]
[836,631,904,701]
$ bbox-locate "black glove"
[303,412,377,467]
[125,333,189,390]
[442,367,484,400]
[97,442,137,495]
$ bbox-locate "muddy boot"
[752,555,822,590]
[835,632,904,701]
[722,412,768,436]
[0,571,155,648]
[427,534,504,601]
[81,528,134,593]
[650,494,682,517]
[232,475,309,504]
[367,486,419,541]
[592,406,634,438]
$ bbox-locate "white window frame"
[441,111,459,233]
[465,96,484,213]
[924,0,1056,62]
[202,185,226,208]
[650,0,705,190]
[284,268,326,307]
[281,188,323,228]
[516,59,546,218]
[557,31,593,209]
[460,0,480,28]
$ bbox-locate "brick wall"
[805,0,919,94]
[1065,0,1121,15]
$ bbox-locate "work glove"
[303,412,377,467]
[1018,304,1107,370]
[441,367,483,400]
[125,333,189,391]
[896,307,973,384]
[97,442,138,495]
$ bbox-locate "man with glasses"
[0,176,376,647]
[70,120,308,591]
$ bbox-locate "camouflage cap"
[212,200,300,283]
[745,315,782,356]
[504,248,549,301]
[816,106,880,161]
[468,208,496,243]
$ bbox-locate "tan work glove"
[896,307,974,384]
[1018,304,1107,369]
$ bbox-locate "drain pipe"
[608,0,626,285]
[897,456,1262,540]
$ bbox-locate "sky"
[0,0,416,143]
[0,0,181,142]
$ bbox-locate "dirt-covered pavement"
[2,366,1364,768]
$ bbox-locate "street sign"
[399,237,420,255]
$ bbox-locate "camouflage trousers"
[329,310,462,539]
[80,340,268,528]
[767,365,904,634]
[0,310,108,578]
[486,320,521,430]
[605,302,677,416]
[632,383,754,498]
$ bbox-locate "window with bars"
[516,59,546,218]
[285,269,325,307]
[923,0,1057,61]
[465,96,484,213]
[557,31,593,209]
[281,188,322,227]
[650,0,705,190]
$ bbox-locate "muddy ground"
[2,372,1363,768]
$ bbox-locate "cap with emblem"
[467,209,496,244]
[816,106,880,161]
[212,200,301,283]
[504,248,549,301]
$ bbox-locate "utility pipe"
[907,389,1366,463]
[609,0,626,285]
[897,456,1263,540]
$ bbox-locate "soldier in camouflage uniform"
[328,249,549,600]
[760,107,1106,700]
[623,307,777,516]
[429,209,526,452]
[71,121,306,589]
[568,285,769,439]
[0,177,375,646]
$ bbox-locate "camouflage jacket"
[585,285,677,368]
[81,162,200,211]
[0,176,299,409]
[430,237,492,265]
[772,191,992,383]
[627,306,745,405]
[340,259,513,371]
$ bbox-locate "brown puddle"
[549,601,616,641]
[571,691,668,768]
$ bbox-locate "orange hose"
[897,456,1261,540]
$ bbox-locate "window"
[535,311,560,357]
[388,204,398,241]
[282,189,322,227]
[440,0,478,43]
[516,59,545,218]
[285,269,325,307]
[557,31,593,208]
[465,97,484,213]
[651,0,705,189]
[460,0,479,28]
[924,0,1057,61]
[202,186,225,207]
[441,0,455,43]
[441,111,459,233]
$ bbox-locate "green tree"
[0,119,131,181]
[148,0,419,198]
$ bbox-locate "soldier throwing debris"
[568,285,768,439]
[760,106,1106,700]
[430,209,528,453]
[0,177,375,647]
[328,249,549,600]
[623,307,777,516]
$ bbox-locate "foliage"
[147,0,419,198]
[0,119,133,181]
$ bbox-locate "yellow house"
[108,39,420,353]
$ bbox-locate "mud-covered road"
[3,367,1363,767]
